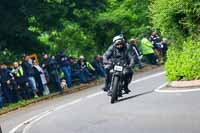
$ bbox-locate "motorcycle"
[109,60,130,104]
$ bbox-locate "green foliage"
[0,0,150,60]
[150,0,200,39]
[165,39,200,81]
[47,21,96,58]
[95,0,151,51]
[150,0,200,81]
[0,49,16,64]
[0,0,107,57]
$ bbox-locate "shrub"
[165,38,200,81]
[150,0,200,39]
[150,0,200,81]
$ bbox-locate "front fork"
[110,73,122,94]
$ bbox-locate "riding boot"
[118,90,123,97]
[103,78,111,91]
[124,83,131,94]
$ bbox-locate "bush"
[165,38,200,81]
[95,0,151,51]
[150,0,200,39]
[150,0,200,81]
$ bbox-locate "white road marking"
[154,82,169,92]
[86,91,104,99]
[68,98,83,105]
[9,110,51,133]
[155,86,200,93]
[9,71,165,133]
[54,98,83,111]
[131,71,166,84]
[85,72,165,99]
[9,98,83,133]
[23,111,53,133]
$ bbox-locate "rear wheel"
[111,76,119,104]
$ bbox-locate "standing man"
[129,38,143,69]
[21,55,38,98]
[150,31,160,49]
[13,62,31,99]
[57,51,72,88]
[0,64,15,103]
[42,53,62,92]
[140,36,157,65]
[160,38,168,61]
[33,60,50,96]
[150,31,162,62]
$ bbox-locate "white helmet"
[113,35,125,46]
[79,55,85,59]
[113,35,124,43]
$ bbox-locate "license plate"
[114,65,123,71]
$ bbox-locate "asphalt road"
[1,67,200,133]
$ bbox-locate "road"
[1,67,200,133]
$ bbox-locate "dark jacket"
[130,44,142,59]
[59,57,70,67]
[0,69,13,89]
[103,44,134,67]
[70,62,80,73]
[42,58,59,73]
[12,66,27,84]
[92,59,100,70]
[21,61,34,77]
[0,68,13,86]
[0,81,3,97]
[150,35,160,48]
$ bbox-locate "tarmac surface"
[1,67,200,133]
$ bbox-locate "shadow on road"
[116,90,154,103]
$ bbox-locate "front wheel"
[111,76,119,104]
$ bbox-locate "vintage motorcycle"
[109,60,131,104]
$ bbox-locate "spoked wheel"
[111,76,119,104]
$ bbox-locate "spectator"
[33,60,50,96]
[150,31,161,49]
[42,53,62,92]
[12,62,31,100]
[0,79,3,108]
[129,38,143,69]
[140,37,157,65]
[21,55,38,98]
[150,31,162,62]
[85,60,96,79]
[92,55,106,77]
[0,51,113,108]
[70,57,88,84]
[57,51,72,88]
[0,64,15,103]
[160,38,168,61]
[78,56,94,82]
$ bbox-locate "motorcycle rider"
[103,35,134,95]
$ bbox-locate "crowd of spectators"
[0,31,168,108]
[129,31,168,68]
[139,31,168,65]
[0,52,106,108]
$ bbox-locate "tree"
[150,0,200,81]
[95,0,151,52]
